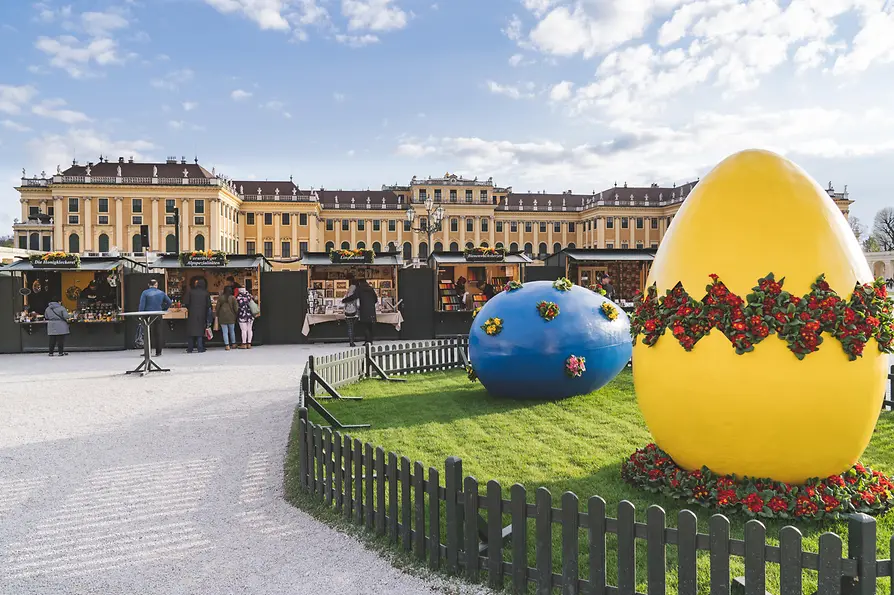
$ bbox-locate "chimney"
[181,156,186,164]
[128,156,134,163]
[166,156,176,164]
[118,157,124,163]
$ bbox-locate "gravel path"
[0,346,489,595]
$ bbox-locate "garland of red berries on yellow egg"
[630,274,894,360]
[622,444,894,519]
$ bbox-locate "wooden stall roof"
[4,255,145,272]
[299,252,404,267]
[151,254,273,271]
[544,249,656,266]
[428,251,533,265]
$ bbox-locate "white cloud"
[31,98,91,124]
[1,120,31,132]
[0,85,38,115]
[168,120,185,130]
[81,10,129,37]
[486,80,534,99]
[202,0,291,30]
[549,80,573,101]
[833,9,894,74]
[503,14,524,41]
[182,101,198,111]
[342,0,408,31]
[231,89,253,101]
[508,53,525,67]
[333,92,346,103]
[262,100,292,118]
[150,69,194,90]
[347,149,356,157]
[335,33,380,46]
[35,35,122,78]
[26,129,155,176]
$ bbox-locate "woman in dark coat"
[356,280,378,345]
[186,279,212,353]
[44,297,70,356]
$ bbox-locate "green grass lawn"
[288,369,894,594]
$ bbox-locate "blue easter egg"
[469,280,632,400]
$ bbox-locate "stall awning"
[561,249,656,262]
[299,252,404,266]
[428,251,533,265]
[4,256,137,271]
[151,254,272,270]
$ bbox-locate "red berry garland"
[622,444,894,520]
[630,274,894,360]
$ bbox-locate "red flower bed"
[622,444,894,520]
[630,273,894,360]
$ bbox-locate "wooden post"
[297,408,308,490]
[445,456,463,574]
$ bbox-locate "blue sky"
[2,0,894,237]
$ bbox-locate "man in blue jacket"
[138,279,172,357]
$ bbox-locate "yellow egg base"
[633,331,887,485]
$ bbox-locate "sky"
[1,0,894,235]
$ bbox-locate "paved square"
[0,346,486,595]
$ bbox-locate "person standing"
[341,276,359,347]
[186,278,212,353]
[44,297,70,356]
[601,274,616,301]
[236,288,257,349]
[217,285,239,351]
[138,279,172,357]
[346,279,378,345]
[482,281,496,301]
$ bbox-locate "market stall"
[300,250,403,342]
[151,252,272,347]
[429,249,531,338]
[543,248,655,308]
[6,253,145,352]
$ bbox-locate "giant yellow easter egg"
[634,149,887,484]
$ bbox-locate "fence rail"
[294,342,894,595]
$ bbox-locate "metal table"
[120,311,170,376]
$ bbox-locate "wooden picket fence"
[297,409,894,594]
[294,343,894,595]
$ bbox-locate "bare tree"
[864,235,881,252]
[872,208,894,251]
[849,215,866,242]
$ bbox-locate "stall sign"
[179,251,229,267]
[330,249,374,264]
[463,245,507,262]
[29,252,80,268]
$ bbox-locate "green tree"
[0,236,13,248]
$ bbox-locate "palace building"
[13,156,854,269]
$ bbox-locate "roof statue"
[86,164,91,176]
[239,185,243,194]
[183,168,189,178]
[22,168,25,177]
[212,167,216,176]
[153,165,158,177]
[292,187,297,196]
[117,165,122,177]
[56,164,61,175]
[40,170,46,178]
[257,187,262,196]
[275,187,280,195]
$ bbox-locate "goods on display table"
[5,254,145,351]
[429,249,532,337]
[543,248,655,309]
[151,253,271,344]
[300,251,403,337]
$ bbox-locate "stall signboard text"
[179,251,228,267]
[28,252,80,268]
[329,249,374,264]
[463,245,507,262]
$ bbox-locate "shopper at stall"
[138,279,172,357]
[341,276,359,347]
[455,276,467,296]
[482,281,496,301]
[186,279,212,353]
[44,297,70,357]
[461,284,475,310]
[217,285,239,351]
[236,288,257,349]
[344,279,378,345]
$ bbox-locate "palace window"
[465,190,473,203]
[636,217,644,229]
[434,189,441,202]
[282,241,291,258]
[98,215,109,225]
[48,206,54,217]
[247,213,255,225]
[449,190,456,202]
[636,242,643,249]
[132,198,142,213]
[621,242,629,249]
[651,217,658,229]
[165,199,176,213]
[282,213,290,226]
[342,220,350,231]
[621,217,629,229]
[326,219,334,231]
[606,218,614,229]
[300,241,308,256]
[300,213,308,226]
[554,222,561,233]
[68,198,79,213]
[481,218,488,232]
[568,222,575,232]
[388,220,396,232]
[29,206,40,216]
[525,222,532,233]
[480,190,487,202]
[358,219,365,231]
[195,199,205,214]
[195,234,205,251]
[606,242,614,249]
[403,220,411,232]
[266,213,274,226]
[466,218,473,232]
[496,221,503,233]
[132,215,142,225]
[419,190,427,201]
[539,222,546,233]
[18,235,26,249]
[510,221,518,233]
[68,215,79,224]
[194,216,205,225]
[651,242,658,249]
[247,241,256,253]
[264,242,273,258]
[98,198,109,213]
[373,219,380,231]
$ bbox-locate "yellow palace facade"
[13,156,854,269]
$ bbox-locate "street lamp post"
[406,196,445,266]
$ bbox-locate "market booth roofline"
[299,252,404,267]
[544,248,655,306]
[151,254,273,271]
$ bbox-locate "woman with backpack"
[341,276,359,347]
[236,287,259,349]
